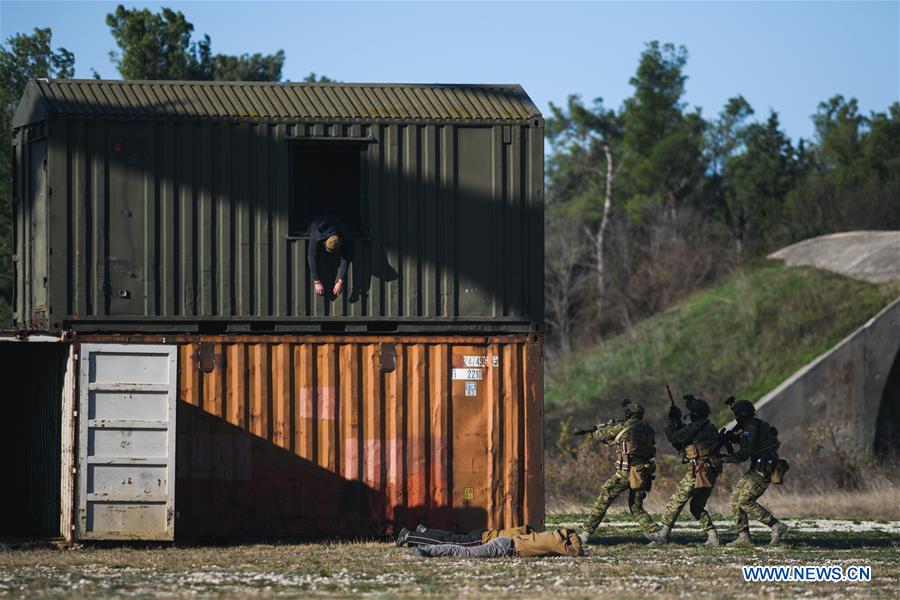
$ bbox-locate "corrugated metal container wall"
[13,81,544,333]
[78,334,544,539]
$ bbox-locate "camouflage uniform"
[659,417,721,532]
[583,403,659,536]
[727,416,780,533]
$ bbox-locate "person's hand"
[314,281,325,296]
[332,278,344,296]
[668,405,682,421]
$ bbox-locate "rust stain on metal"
[160,333,544,538]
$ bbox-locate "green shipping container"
[11,80,544,334]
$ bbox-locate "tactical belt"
[616,457,653,470]
[751,453,778,475]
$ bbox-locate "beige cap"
[325,235,341,253]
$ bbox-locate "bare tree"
[545,211,590,354]
[546,94,622,315]
[586,143,615,299]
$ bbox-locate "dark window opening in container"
[290,143,365,235]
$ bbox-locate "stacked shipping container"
[10,80,544,541]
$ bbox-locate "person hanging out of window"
[307,214,353,297]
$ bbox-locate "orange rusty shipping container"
[78,334,544,539]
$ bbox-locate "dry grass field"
[2,512,898,598]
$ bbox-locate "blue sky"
[2,1,898,142]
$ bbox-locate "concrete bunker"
[755,297,900,457]
[875,346,900,456]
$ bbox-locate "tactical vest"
[614,420,656,467]
[684,442,706,460]
[749,418,780,460]
[683,421,717,461]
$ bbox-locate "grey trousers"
[426,536,517,558]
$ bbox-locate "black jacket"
[307,215,353,282]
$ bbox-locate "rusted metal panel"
[13,81,544,335]
[76,344,177,540]
[76,334,543,539]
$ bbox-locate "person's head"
[622,399,644,420]
[726,396,756,424]
[325,235,341,254]
[683,394,710,421]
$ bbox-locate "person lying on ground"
[409,528,584,558]
[395,524,533,547]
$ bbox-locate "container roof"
[13,79,542,128]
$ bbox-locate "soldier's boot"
[647,525,671,545]
[704,529,720,547]
[727,531,753,547]
[395,527,410,547]
[642,526,663,542]
[769,521,788,546]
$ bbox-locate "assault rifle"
[666,384,683,425]
[574,416,626,436]
[712,396,739,456]
[713,426,739,456]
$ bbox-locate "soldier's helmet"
[730,399,756,419]
[621,399,644,419]
[684,395,711,418]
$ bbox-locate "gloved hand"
[668,405,682,421]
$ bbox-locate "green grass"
[546,260,900,431]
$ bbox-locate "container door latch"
[379,343,396,373]
[194,342,217,373]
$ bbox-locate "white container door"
[77,344,176,540]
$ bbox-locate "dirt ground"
[1,512,898,598]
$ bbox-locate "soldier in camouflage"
[648,395,722,546]
[723,399,789,546]
[581,400,661,541]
